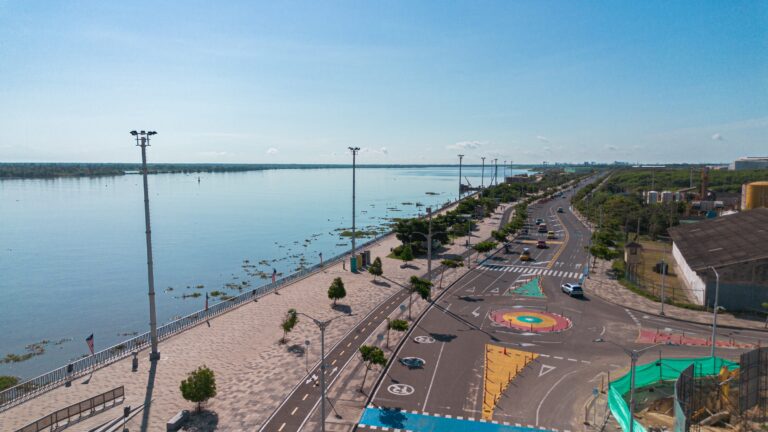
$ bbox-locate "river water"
[0,165,525,379]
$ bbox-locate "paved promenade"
[0,200,510,432]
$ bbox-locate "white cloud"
[536,135,549,143]
[266,147,279,155]
[380,147,388,155]
[606,145,618,151]
[446,140,484,150]
[711,133,723,141]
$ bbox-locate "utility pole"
[503,160,507,180]
[458,154,464,198]
[481,157,486,188]
[349,147,360,270]
[660,255,666,316]
[493,159,498,186]
[709,266,720,357]
[131,130,160,361]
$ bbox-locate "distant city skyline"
[0,1,766,164]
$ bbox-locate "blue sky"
[0,1,766,164]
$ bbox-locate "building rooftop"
[669,208,768,271]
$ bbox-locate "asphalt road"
[362,182,768,432]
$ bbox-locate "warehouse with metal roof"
[669,208,768,311]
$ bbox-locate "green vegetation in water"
[2,340,49,364]
[195,284,205,289]
[339,230,378,238]
[220,295,234,301]
[182,292,202,299]
[425,192,439,195]
[210,290,223,297]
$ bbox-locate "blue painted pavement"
[359,407,554,432]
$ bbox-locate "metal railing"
[0,197,470,412]
[16,386,124,432]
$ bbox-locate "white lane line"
[422,342,447,410]
[536,370,579,426]
[290,407,298,415]
[278,423,286,431]
[302,393,308,401]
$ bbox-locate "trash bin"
[350,256,357,273]
[363,250,371,266]
[358,253,365,268]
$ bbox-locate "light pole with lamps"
[458,154,464,199]
[481,157,485,188]
[709,266,720,357]
[131,130,160,361]
[411,207,448,281]
[297,312,353,432]
[349,147,360,271]
[604,341,665,432]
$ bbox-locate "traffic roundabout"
[489,308,571,333]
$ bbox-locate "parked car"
[547,231,556,239]
[561,283,584,297]
[535,218,544,225]
[538,224,548,233]
[557,207,564,213]
[537,240,547,248]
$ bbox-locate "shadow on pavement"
[182,410,219,432]
[332,304,352,314]
[378,407,407,428]
[429,333,457,343]
[287,344,306,357]
[139,358,158,432]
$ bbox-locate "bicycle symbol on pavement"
[387,383,415,396]
[414,335,435,344]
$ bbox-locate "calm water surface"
[0,166,525,379]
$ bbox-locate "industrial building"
[730,156,768,171]
[741,181,768,210]
[669,208,768,312]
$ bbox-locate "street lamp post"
[709,266,720,357]
[349,147,360,270]
[297,312,352,432]
[493,158,498,187]
[660,255,666,316]
[411,207,448,281]
[605,341,664,432]
[458,154,464,198]
[131,130,160,361]
[481,157,486,188]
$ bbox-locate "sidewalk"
[585,258,767,332]
[0,200,511,432]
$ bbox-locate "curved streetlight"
[410,207,448,280]
[297,312,354,432]
[131,130,160,361]
[458,154,464,199]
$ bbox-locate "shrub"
[180,366,217,412]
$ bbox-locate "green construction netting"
[608,356,739,432]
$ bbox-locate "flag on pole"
[85,334,95,355]
[272,268,277,283]
[205,292,209,311]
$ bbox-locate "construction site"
[609,348,768,432]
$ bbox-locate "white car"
[561,283,584,297]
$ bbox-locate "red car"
[537,240,547,248]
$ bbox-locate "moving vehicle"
[547,231,556,239]
[561,283,584,297]
[520,248,531,261]
[557,207,564,213]
[538,224,548,233]
[535,218,544,225]
[537,240,547,248]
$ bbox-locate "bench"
[166,410,189,432]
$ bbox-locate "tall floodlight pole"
[131,130,160,361]
[605,341,664,432]
[481,157,486,188]
[709,266,720,357]
[458,154,464,199]
[493,159,498,186]
[503,160,507,180]
[349,147,360,266]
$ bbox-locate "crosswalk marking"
[480,264,580,279]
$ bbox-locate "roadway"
[359,181,767,432]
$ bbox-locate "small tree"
[280,308,298,344]
[328,277,346,306]
[439,259,463,289]
[473,240,497,262]
[386,319,409,348]
[368,257,383,281]
[180,366,217,412]
[407,276,433,320]
[491,229,508,243]
[359,345,387,393]
[0,375,19,392]
[400,244,414,267]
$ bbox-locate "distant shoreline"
[0,162,532,180]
